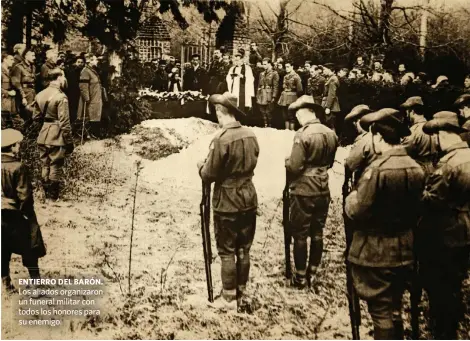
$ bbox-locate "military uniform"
[199,118,259,300]
[345,110,425,340]
[322,75,341,132]
[419,113,470,339]
[2,66,23,130]
[256,69,279,127]
[207,59,229,95]
[2,130,46,288]
[278,71,302,123]
[286,97,338,285]
[401,116,438,176]
[10,60,36,121]
[78,65,103,123]
[40,61,56,90]
[345,132,377,184]
[33,83,73,199]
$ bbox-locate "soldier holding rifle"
[344,109,425,340]
[285,95,338,289]
[197,92,259,311]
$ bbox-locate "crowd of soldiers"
[2,41,470,339]
[198,88,470,340]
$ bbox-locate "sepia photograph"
[1,0,470,339]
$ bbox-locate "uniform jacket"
[13,54,24,68]
[249,50,262,67]
[78,65,103,122]
[33,83,73,146]
[345,131,378,184]
[322,75,341,112]
[10,60,36,106]
[152,69,169,92]
[256,69,279,105]
[40,61,56,90]
[422,142,470,248]
[207,59,229,95]
[345,148,425,267]
[461,119,470,147]
[64,66,82,122]
[183,66,207,94]
[286,119,338,196]
[278,71,302,107]
[401,116,438,175]
[2,153,46,257]
[200,121,259,213]
[2,66,15,112]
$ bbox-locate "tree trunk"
[5,0,25,50]
[419,0,430,60]
[25,9,32,48]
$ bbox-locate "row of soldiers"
[197,90,470,340]
[1,44,106,139]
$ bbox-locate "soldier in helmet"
[2,129,46,293]
[400,96,438,176]
[345,109,425,340]
[285,95,338,288]
[32,68,74,201]
[454,94,470,146]
[420,111,470,339]
[344,104,376,184]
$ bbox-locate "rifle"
[342,166,361,340]
[282,169,292,280]
[200,181,214,302]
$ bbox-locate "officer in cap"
[400,96,438,176]
[285,95,338,288]
[345,109,425,340]
[198,92,259,310]
[454,93,470,145]
[420,111,470,340]
[344,104,376,184]
[32,68,74,200]
[2,129,46,293]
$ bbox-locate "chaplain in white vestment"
[226,48,255,112]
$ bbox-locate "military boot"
[291,273,307,289]
[48,181,60,201]
[393,320,405,340]
[41,180,51,199]
[373,327,395,340]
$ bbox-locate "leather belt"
[44,118,59,123]
[303,166,328,176]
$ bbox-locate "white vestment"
[226,64,255,108]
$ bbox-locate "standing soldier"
[198,92,259,310]
[2,129,46,292]
[40,49,58,90]
[400,96,438,176]
[207,50,227,95]
[321,64,341,134]
[77,54,103,139]
[420,111,470,340]
[12,44,26,67]
[32,68,74,200]
[454,94,470,146]
[306,66,326,107]
[2,53,22,130]
[345,109,425,340]
[278,61,303,131]
[256,58,279,127]
[10,48,37,124]
[344,104,376,183]
[285,95,338,288]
